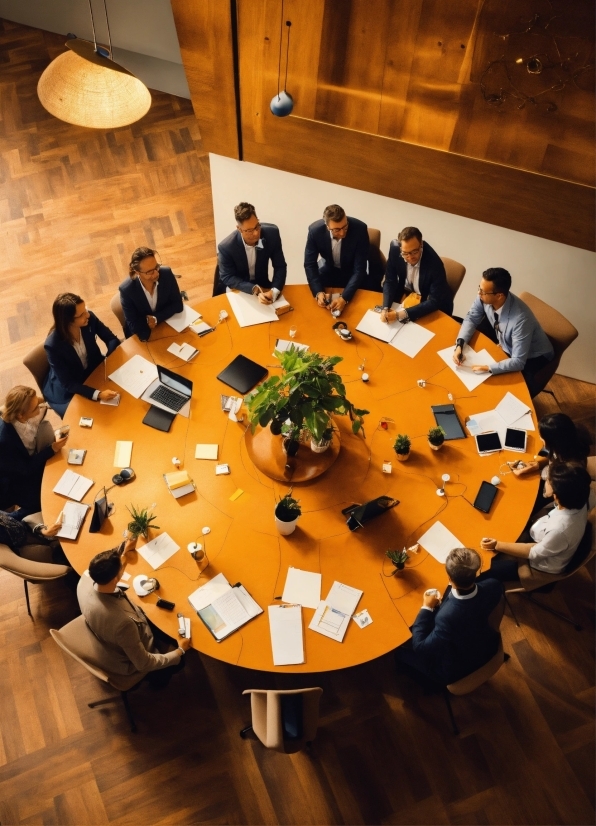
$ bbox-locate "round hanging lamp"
[38,38,151,129]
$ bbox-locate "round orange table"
[41,286,539,672]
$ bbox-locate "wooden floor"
[0,18,595,826]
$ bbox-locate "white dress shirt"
[139,280,159,312]
[529,505,587,573]
[330,235,342,268]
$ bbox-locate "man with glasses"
[120,247,183,341]
[217,202,287,303]
[453,268,553,396]
[304,204,369,313]
[380,227,452,323]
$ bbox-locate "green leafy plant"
[275,489,302,522]
[247,347,369,441]
[428,426,446,447]
[127,505,160,539]
[393,434,411,455]
[386,548,409,569]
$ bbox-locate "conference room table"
[41,285,539,673]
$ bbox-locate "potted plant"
[280,421,300,457]
[428,426,446,451]
[247,349,369,456]
[311,424,334,453]
[386,548,409,572]
[274,489,301,535]
[393,434,411,461]
[127,505,160,539]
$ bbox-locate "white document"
[436,345,497,391]
[389,321,435,358]
[511,410,535,432]
[114,440,132,467]
[188,572,231,611]
[356,309,400,343]
[165,305,202,332]
[272,294,291,312]
[137,532,180,570]
[53,469,93,502]
[308,581,363,642]
[274,338,309,354]
[282,567,322,609]
[166,342,199,362]
[188,573,262,640]
[466,411,504,437]
[189,321,214,336]
[195,443,218,460]
[326,581,363,615]
[495,392,530,426]
[226,289,279,327]
[467,391,534,444]
[418,521,464,563]
[268,605,304,665]
[109,355,158,399]
[56,501,90,540]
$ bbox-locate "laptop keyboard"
[149,385,188,411]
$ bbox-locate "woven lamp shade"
[38,40,151,129]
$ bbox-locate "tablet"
[473,481,498,513]
[474,431,502,455]
[217,355,268,394]
[504,427,527,452]
[431,404,466,440]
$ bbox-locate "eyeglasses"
[401,246,422,259]
[477,286,498,296]
[238,223,261,235]
[327,222,349,235]
[137,264,161,276]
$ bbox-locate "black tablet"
[473,481,498,513]
[217,355,268,394]
[142,405,175,432]
[504,427,527,452]
[431,404,466,440]
[475,432,502,455]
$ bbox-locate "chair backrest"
[212,263,226,297]
[0,543,70,582]
[447,637,505,695]
[243,687,323,753]
[23,343,50,395]
[518,291,578,359]
[366,227,386,292]
[440,257,466,299]
[110,292,126,333]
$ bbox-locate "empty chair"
[0,540,70,618]
[240,687,323,753]
[366,227,387,292]
[110,291,126,334]
[23,343,50,396]
[518,291,578,397]
[440,257,466,299]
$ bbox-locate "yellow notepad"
[114,441,133,467]
[195,444,218,460]
[164,470,192,490]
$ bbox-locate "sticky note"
[114,441,133,467]
[229,489,244,501]
[195,444,218,460]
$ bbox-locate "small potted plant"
[127,505,160,539]
[311,424,334,453]
[386,548,409,572]
[281,421,300,457]
[393,434,411,462]
[428,426,446,451]
[274,489,301,535]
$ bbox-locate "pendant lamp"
[37,1,151,129]
[270,12,294,117]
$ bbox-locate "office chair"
[504,521,594,631]
[110,292,126,335]
[212,263,226,297]
[50,615,144,732]
[240,687,323,753]
[518,291,578,399]
[0,540,70,618]
[23,343,50,396]
[366,227,386,292]
[440,257,466,299]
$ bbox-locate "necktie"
[493,312,500,336]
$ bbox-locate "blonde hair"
[1,385,37,423]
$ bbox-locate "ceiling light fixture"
[270,1,293,118]
[37,0,151,129]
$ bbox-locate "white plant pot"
[395,451,410,462]
[428,441,444,451]
[311,438,331,453]
[275,515,299,535]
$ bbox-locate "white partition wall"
[210,154,595,383]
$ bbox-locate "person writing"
[43,293,120,417]
[119,247,184,341]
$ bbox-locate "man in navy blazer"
[304,204,368,313]
[119,266,183,341]
[395,547,503,685]
[381,227,453,324]
[217,203,287,301]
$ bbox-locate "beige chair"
[0,539,70,618]
[366,227,386,292]
[110,291,126,334]
[51,615,143,732]
[440,257,466,299]
[518,291,578,397]
[23,343,50,396]
[240,687,323,753]
[504,522,594,631]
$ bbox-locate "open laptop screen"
[158,365,192,397]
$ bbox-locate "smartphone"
[473,481,498,513]
[156,598,175,611]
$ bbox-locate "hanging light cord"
[103,0,113,58]
[284,21,292,92]
[88,0,98,50]
[276,0,285,98]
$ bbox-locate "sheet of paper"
[53,469,93,502]
[109,355,158,399]
[137,532,180,570]
[166,342,199,362]
[195,443,218,460]
[466,411,505,437]
[114,440,133,467]
[165,304,202,332]
[511,410,535,432]
[212,588,250,626]
[274,338,309,354]
[282,567,322,609]
[326,581,363,615]
[389,321,435,358]
[188,572,231,611]
[226,290,279,327]
[272,295,291,311]
[418,521,464,564]
[56,501,90,539]
[495,391,530,425]
[308,600,351,642]
[436,345,497,391]
[268,605,304,665]
[356,309,400,343]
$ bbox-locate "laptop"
[140,364,193,415]
[217,355,268,394]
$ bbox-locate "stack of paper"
[164,470,195,499]
[53,469,93,501]
[268,605,304,665]
[114,441,133,467]
[166,342,199,362]
[189,320,215,337]
[195,444,218,460]
[356,309,435,358]
[137,532,180,569]
[166,305,202,332]
[226,290,279,327]
[282,567,321,609]
[188,572,263,641]
[309,581,363,642]
[436,345,497,391]
[467,391,534,443]
[109,355,158,398]
[56,501,90,540]
[418,521,464,563]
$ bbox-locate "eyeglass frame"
[400,244,423,259]
[326,221,349,235]
[237,222,262,235]
[136,263,161,276]
[477,285,500,296]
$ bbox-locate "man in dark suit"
[217,202,287,302]
[119,247,184,341]
[395,547,503,685]
[381,227,453,323]
[304,204,369,313]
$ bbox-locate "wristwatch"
[455,338,464,349]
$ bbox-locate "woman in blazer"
[43,293,120,418]
[119,247,183,341]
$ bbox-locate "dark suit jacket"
[217,224,287,294]
[44,312,120,401]
[304,216,369,301]
[411,579,502,683]
[382,240,453,320]
[119,267,183,341]
[0,419,54,514]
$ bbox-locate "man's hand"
[422,592,440,610]
[316,292,329,308]
[146,315,157,329]
[179,637,192,652]
[98,390,118,402]
[329,296,346,312]
[480,537,498,551]
[453,345,464,366]
[380,309,397,323]
[52,433,69,452]
[471,364,490,373]
[512,460,539,477]
[121,534,138,556]
[257,289,273,305]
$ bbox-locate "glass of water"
[289,326,297,339]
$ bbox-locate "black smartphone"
[473,481,498,514]
[156,598,175,611]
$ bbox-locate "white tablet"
[474,432,502,456]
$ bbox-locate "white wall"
[210,154,596,383]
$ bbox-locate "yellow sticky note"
[229,489,244,501]
[195,444,218,460]
[114,441,133,467]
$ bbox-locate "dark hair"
[482,267,511,295]
[129,247,157,277]
[539,413,590,464]
[549,462,591,510]
[51,293,84,343]
[398,227,422,244]
[445,547,481,589]
[323,204,346,223]
[234,202,256,224]
[89,549,122,585]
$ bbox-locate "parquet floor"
[0,17,595,826]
